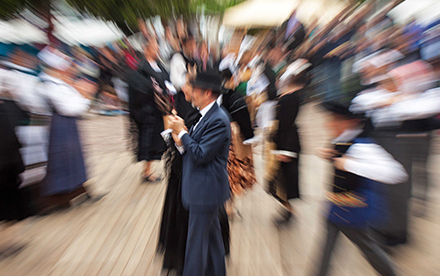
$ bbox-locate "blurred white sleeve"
[343,143,408,185]
[42,83,90,117]
[165,81,177,95]
[170,53,187,90]
[349,90,393,113]
[388,88,440,121]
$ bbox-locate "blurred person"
[159,80,230,275]
[349,61,438,244]
[36,47,99,212]
[0,102,30,257]
[278,10,306,54]
[265,63,309,226]
[210,43,221,70]
[196,41,214,73]
[128,38,171,182]
[0,45,50,213]
[168,71,230,276]
[267,45,289,75]
[0,46,40,127]
[176,19,188,44]
[234,50,253,97]
[122,38,141,71]
[221,69,256,216]
[246,48,278,138]
[110,43,130,109]
[94,47,122,115]
[138,19,155,41]
[170,36,198,119]
[315,101,407,276]
[160,25,181,69]
[306,18,320,39]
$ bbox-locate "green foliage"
[67,0,246,35]
[1,0,246,35]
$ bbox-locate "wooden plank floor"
[1,103,439,276]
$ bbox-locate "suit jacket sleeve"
[181,118,229,165]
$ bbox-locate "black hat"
[191,70,223,94]
[322,101,365,119]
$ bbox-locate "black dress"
[128,60,169,162]
[158,104,230,276]
[269,89,301,202]
[0,103,29,221]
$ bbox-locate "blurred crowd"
[1,0,440,274]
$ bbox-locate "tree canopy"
[68,0,245,35]
[0,0,245,35]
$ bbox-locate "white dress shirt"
[332,128,408,185]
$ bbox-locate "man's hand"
[333,156,347,171]
[172,131,182,146]
[169,116,185,134]
[316,148,339,161]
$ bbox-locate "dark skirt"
[41,113,87,196]
[136,115,165,162]
[269,157,300,202]
[158,146,230,275]
[0,166,31,221]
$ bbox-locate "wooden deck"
[1,103,439,276]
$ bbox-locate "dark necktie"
[189,112,202,134]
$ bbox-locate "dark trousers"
[183,207,226,276]
[410,133,431,203]
[317,220,396,276]
[373,132,412,245]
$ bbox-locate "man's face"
[181,83,194,103]
[184,40,196,57]
[239,52,252,66]
[145,40,159,60]
[191,87,208,109]
[177,20,185,37]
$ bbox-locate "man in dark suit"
[169,71,231,276]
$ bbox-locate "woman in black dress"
[267,68,308,226]
[128,38,170,182]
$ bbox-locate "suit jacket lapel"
[191,103,218,138]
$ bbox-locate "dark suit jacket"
[181,103,231,210]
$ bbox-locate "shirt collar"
[332,128,364,144]
[199,100,216,119]
[216,95,223,106]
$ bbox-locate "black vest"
[332,142,361,193]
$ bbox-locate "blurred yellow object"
[223,0,348,28]
[264,120,279,183]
